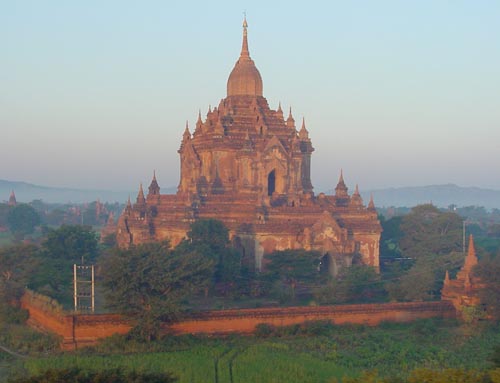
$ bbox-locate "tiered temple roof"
[116,18,382,274]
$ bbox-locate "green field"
[3,319,499,383]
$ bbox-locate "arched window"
[268,170,276,196]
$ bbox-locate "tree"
[0,244,39,300]
[187,218,229,253]
[101,241,214,340]
[7,204,41,240]
[181,219,243,295]
[41,224,98,263]
[316,265,384,304]
[0,203,10,227]
[379,215,404,260]
[0,244,39,322]
[474,255,500,319]
[385,251,463,301]
[29,225,99,305]
[399,204,462,260]
[385,204,464,301]
[263,249,321,301]
[8,368,176,383]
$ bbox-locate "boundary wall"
[20,290,131,349]
[20,290,456,350]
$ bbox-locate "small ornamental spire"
[368,193,376,211]
[136,183,146,205]
[464,234,478,272]
[183,121,191,141]
[335,169,349,198]
[354,184,360,196]
[350,184,363,206]
[276,102,284,120]
[299,117,309,140]
[126,196,132,212]
[444,270,450,285]
[148,170,160,196]
[195,110,203,134]
[286,107,295,128]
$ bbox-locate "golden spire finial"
[241,14,250,58]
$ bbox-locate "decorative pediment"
[263,135,288,160]
[310,211,346,245]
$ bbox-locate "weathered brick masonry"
[21,290,455,350]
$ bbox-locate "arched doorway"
[267,170,276,196]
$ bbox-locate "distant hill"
[0,179,176,204]
[360,184,500,210]
[2,179,500,209]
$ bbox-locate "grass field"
[4,319,498,383]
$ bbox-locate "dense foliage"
[0,225,100,308]
[7,204,41,241]
[101,241,214,340]
[9,320,500,383]
[380,205,466,301]
[262,249,322,301]
[8,368,176,383]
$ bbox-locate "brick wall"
[21,291,456,350]
[169,301,456,334]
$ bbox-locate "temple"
[8,190,17,206]
[442,234,484,314]
[116,19,382,274]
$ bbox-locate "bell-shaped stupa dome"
[227,17,263,97]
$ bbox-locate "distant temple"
[100,212,117,242]
[116,19,382,274]
[442,234,484,313]
[8,190,17,206]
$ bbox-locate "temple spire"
[136,183,146,205]
[299,117,309,139]
[241,15,250,58]
[368,194,376,211]
[350,184,363,206]
[286,107,295,128]
[183,121,191,140]
[148,170,160,195]
[444,270,450,285]
[125,196,132,213]
[464,234,478,272]
[335,169,348,198]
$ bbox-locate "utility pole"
[73,264,95,313]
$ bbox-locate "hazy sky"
[2,1,500,193]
